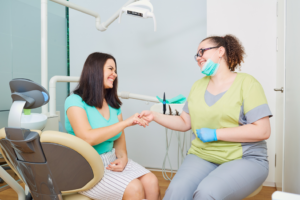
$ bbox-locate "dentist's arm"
[217,116,271,142]
[197,117,271,143]
[139,110,191,132]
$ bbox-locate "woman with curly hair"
[138,35,272,200]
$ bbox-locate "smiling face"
[196,40,222,70]
[103,58,117,89]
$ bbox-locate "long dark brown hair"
[73,52,122,109]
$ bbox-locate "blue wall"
[0,0,68,128]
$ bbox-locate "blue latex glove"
[156,94,186,104]
[196,128,218,143]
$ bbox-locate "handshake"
[124,110,154,128]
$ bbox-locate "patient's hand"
[106,156,128,172]
[125,113,148,128]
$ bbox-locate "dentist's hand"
[196,128,218,143]
[138,110,155,123]
[125,113,148,128]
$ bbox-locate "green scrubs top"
[65,94,122,155]
[187,73,271,164]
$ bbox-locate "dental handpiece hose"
[163,92,166,114]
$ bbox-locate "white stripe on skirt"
[80,148,150,200]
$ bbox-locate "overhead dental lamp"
[118,0,157,31]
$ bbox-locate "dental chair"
[0,78,104,200]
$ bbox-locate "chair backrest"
[0,128,104,199]
[0,127,30,183]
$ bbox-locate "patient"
[65,52,160,200]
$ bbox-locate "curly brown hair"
[202,34,245,71]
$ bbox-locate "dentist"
[139,35,272,200]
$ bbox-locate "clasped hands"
[125,110,153,128]
[126,111,218,143]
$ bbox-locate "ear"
[218,46,226,58]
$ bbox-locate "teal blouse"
[65,94,122,154]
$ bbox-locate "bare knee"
[123,179,145,200]
[140,173,159,188]
[139,173,160,200]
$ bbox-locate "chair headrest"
[9,78,49,109]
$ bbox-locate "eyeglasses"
[194,46,220,61]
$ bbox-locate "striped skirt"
[80,148,150,200]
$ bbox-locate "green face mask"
[201,57,222,76]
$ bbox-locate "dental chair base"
[0,128,104,200]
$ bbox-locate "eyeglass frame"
[194,46,220,61]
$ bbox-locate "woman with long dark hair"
[65,52,160,200]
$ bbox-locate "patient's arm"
[67,106,146,146]
[138,110,191,132]
[107,114,128,171]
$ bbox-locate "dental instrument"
[168,105,172,116]
[163,92,166,114]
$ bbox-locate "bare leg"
[123,179,145,200]
[138,173,161,200]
